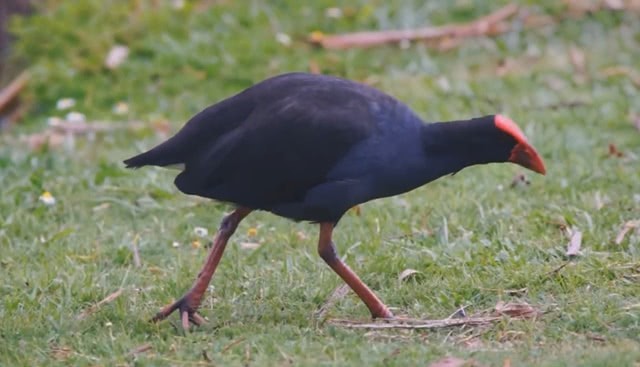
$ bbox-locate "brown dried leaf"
[564,0,600,17]
[615,220,640,244]
[398,268,420,281]
[608,143,624,157]
[49,343,73,361]
[600,65,640,87]
[127,343,152,357]
[494,301,540,318]
[566,229,582,257]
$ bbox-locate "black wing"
[125,73,398,213]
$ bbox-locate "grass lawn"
[1,1,639,365]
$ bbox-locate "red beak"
[509,141,546,175]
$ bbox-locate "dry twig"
[315,284,350,319]
[328,316,501,330]
[310,4,519,49]
[0,71,29,113]
[77,288,123,320]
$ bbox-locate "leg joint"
[318,241,338,263]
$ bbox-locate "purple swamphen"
[124,72,546,330]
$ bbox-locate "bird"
[124,72,546,330]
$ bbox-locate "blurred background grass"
[0,1,639,366]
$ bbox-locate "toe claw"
[181,310,190,331]
[190,312,206,326]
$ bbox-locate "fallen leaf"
[608,143,624,157]
[586,332,606,342]
[49,343,73,361]
[568,45,587,83]
[600,65,640,87]
[615,220,640,244]
[398,268,420,281]
[296,231,309,241]
[566,228,582,257]
[127,343,152,357]
[428,356,475,367]
[494,301,540,318]
[510,173,531,188]
[239,242,261,250]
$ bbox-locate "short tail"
[123,143,182,169]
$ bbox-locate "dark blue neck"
[418,115,514,181]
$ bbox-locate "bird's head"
[493,114,546,175]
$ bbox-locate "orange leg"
[318,222,393,319]
[152,207,251,330]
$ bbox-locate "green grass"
[1,1,639,365]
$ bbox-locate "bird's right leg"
[152,207,251,330]
[317,222,394,319]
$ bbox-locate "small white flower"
[39,191,56,206]
[113,101,129,115]
[325,7,343,19]
[65,111,86,124]
[56,98,76,110]
[172,241,180,248]
[275,33,292,47]
[105,321,112,327]
[47,116,64,126]
[104,45,129,70]
[194,227,208,237]
[172,0,185,9]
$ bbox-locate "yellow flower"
[247,227,258,237]
[39,191,56,206]
[309,31,324,43]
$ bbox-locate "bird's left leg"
[152,207,252,330]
